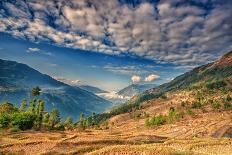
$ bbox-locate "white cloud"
[144,74,160,82]
[97,91,130,100]
[165,78,174,82]
[131,75,141,83]
[27,47,40,53]
[53,76,81,86]
[49,63,58,67]
[0,0,232,67]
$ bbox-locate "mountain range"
[0,59,112,120]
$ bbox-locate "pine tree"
[49,108,60,129]
[64,116,73,129]
[28,99,36,113]
[19,99,27,112]
[35,100,44,129]
[91,112,95,127]
[85,118,89,128]
[43,113,50,127]
[32,86,41,97]
[79,112,84,129]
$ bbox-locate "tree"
[85,118,89,128]
[19,99,27,112]
[79,112,84,129]
[32,86,41,97]
[0,113,11,128]
[43,113,50,128]
[11,112,36,130]
[28,99,36,113]
[49,108,61,129]
[0,102,17,113]
[64,116,73,130]
[91,112,95,127]
[35,100,44,129]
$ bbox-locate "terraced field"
[1,129,232,155]
[1,88,232,155]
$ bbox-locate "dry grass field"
[0,129,232,155]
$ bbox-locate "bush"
[148,115,166,126]
[181,101,188,107]
[224,102,232,110]
[224,95,232,102]
[206,80,227,90]
[187,109,196,117]
[211,101,221,110]
[11,112,36,130]
[0,113,11,128]
[0,102,17,113]
[191,102,202,109]
[55,123,65,131]
[166,108,183,123]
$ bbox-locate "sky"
[0,0,232,91]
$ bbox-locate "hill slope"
[138,51,232,102]
[0,59,112,119]
[95,51,232,132]
[118,84,157,97]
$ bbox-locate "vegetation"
[0,87,74,132]
[145,107,183,127]
[206,79,227,90]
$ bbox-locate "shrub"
[187,109,196,117]
[11,112,36,130]
[224,102,232,110]
[212,101,221,110]
[64,116,74,130]
[206,80,227,90]
[181,101,187,107]
[0,102,17,113]
[149,115,166,126]
[55,123,65,131]
[191,102,202,109]
[224,95,232,102]
[166,108,183,123]
[0,113,11,128]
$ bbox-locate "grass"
[86,144,193,155]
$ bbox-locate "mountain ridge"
[0,59,112,119]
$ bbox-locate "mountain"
[117,83,157,97]
[142,51,232,98]
[91,51,232,144]
[0,59,112,120]
[128,51,232,107]
[78,85,108,94]
[95,51,232,123]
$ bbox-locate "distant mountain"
[118,84,157,97]
[78,85,108,94]
[0,59,112,120]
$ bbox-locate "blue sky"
[0,0,232,91]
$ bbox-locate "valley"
[1,51,232,154]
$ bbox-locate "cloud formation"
[27,47,40,53]
[1,0,232,67]
[131,75,141,83]
[144,74,160,82]
[53,76,80,86]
